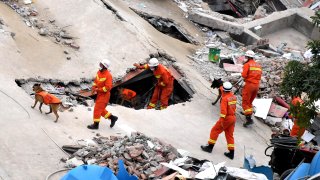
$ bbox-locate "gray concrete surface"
[188,10,244,35]
[0,0,274,179]
[262,27,311,51]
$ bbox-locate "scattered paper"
[161,162,190,178]
[195,162,225,179]
[252,98,273,119]
[301,130,315,142]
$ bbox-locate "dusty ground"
[0,0,272,179]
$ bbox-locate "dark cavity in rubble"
[130,8,198,45]
[110,53,194,110]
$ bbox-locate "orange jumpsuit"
[143,64,174,109]
[241,59,262,116]
[290,97,305,137]
[208,92,237,150]
[37,91,61,104]
[121,89,136,101]
[92,69,113,123]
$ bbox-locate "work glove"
[91,86,98,94]
[133,63,143,69]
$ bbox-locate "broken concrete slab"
[188,11,244,35]
[257,49,281,58]
[222,63,243,73]
[268,103,288,118]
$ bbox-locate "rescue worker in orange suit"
[118,87,137,107]
[87,60,118,129]
[201,82,237,160]
[241,50,262,127]
[134,58,174,110]
[289,96,305,138]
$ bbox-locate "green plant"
[281,10,320,130]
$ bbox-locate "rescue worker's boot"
[200,144,214,153]
[109,115,118,128]
[243,115,254,127]
[87,122,99,129]
[224,150,234,160]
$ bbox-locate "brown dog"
[31,83,70,122]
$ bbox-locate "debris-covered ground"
[62,132,271,179]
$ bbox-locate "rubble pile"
[62,133,272,179]
[63,132,180,179]
[15,77,94,107]
[258,58,289,98]
[1,0,80,49]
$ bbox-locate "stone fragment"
[70,43,80,49]
[38,28,48,36]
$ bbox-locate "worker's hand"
[133,63,141,69]
[91,87,98,94]
[159,82,166,87]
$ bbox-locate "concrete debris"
[63,132,181,179]
[16,78,94,107]
[63,132,269,179]
[254,6,268,20]
[65,157,84,168]
[268,103,288,118]
[2,0,79,49]
[265,116,283,126]
[38,28,48,36]
[188,10,244,35]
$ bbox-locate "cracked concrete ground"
[0,0,272,179]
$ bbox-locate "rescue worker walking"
[201,82,237,160]
[134,58,174,110]
[290,96,305,138]
[241,50,262,127]
[87,60,118,129]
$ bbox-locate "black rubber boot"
[200,144,214,153]
[243,115,254,127]
[224,150,234,160]
[87,122,99,129]
[109,115,118,128]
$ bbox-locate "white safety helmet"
[100,59,111,69]
[245,50,255,58]
[148,58,159,67]
[223,82,232,92]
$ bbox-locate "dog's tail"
[59,103,72,112]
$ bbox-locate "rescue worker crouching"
[87,59,118,130]
[241,50,262,127]
[134,58,174,110]
[117,87,138,108]
[201,82,237,160]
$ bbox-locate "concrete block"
[268,103,288,118]
[223,63,243,72]
[188,11,244,35]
